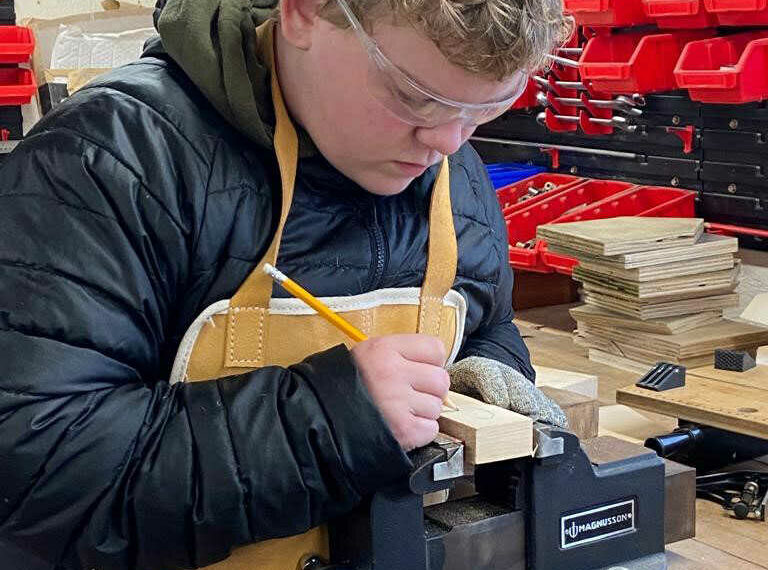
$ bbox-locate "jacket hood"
[154,0,279,150]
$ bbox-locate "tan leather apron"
[169,21,467,570]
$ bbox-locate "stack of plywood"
[537,217,768,372]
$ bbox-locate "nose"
[414,121,476,156]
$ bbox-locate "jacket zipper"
[366,201,387,291]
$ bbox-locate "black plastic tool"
[636,362,686,392]
[714,349,756,372]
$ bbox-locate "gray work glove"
[448,356,568,429]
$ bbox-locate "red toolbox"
[642,0,719,28]
[704,0,768,25]
[501,177,697,274]
[563,0,654,27]
[675,31,768,103]
[497,173,585,215]
[0,68,37,106]
[0,26,35,64]
[580,30,715,94]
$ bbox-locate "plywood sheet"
[578,265,740,301]
[570,304,722,335]
[576,332,716,368]
[584,291,740,320]
[538,217,704,256]
[578,254,735,282]
[578,319,768,359]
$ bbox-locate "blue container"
[485,162,546,189]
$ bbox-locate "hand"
[351,334,450,451]
[448,356,568,428]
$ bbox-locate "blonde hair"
[316,0,573,80]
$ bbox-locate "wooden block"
[580,436,695,545]
[741,292,768,327]
[757,346,768,366]
[584,291,740,320]
[540,386,599,439]
[537,217,704,256]
[534,365,598,399]
[598,404,678,443]
[571,304,723,335]
[616,375,768,439]
[438,391,533,465]
[578,254,735,282]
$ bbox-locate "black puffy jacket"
[0,40,533,570]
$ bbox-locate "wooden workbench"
[516,307,768,570]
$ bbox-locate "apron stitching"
[229,307,267,364]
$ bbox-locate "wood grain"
[541,386,599,440]
[438,392,533,464]
[616,376,768,439]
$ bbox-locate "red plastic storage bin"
[497,173,584,215]
[642,0,718,28]
[555,186,696,223]
[506,180,635,272]
[0,27,35,64]
[0,68,37,105]
[503,175,697,274]
[675,31,768,103]
[564,0,653,27]
[704,0,768,25]
[580,30,714,95]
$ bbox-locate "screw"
[730,119,739,130]
[670,177,680,187]
[728,183,737,194]
[672,115,681,126]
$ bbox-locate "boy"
[0,0,568,568]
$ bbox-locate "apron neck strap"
[232,21,458,318]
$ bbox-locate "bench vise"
[304,424,666,570]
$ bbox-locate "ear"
[279,0,328,50]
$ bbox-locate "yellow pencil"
[263,263,459,411]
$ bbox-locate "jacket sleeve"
[0,128,410,568]
[455,147,536,382]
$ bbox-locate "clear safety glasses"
[335,0,529,128]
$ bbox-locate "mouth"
[393,161,430,177]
